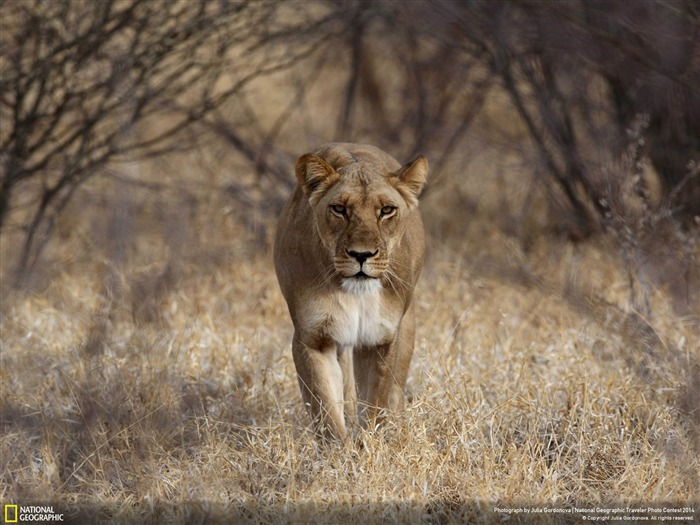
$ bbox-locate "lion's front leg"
[291,333,347,441]
[355,305,415,428]
[338,344,359,433]
[355,342,405,427]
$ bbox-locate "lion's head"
[295,150,428,294]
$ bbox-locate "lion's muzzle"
[335,248,385,279]
[347,249,378,265]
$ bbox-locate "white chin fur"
[341,277,382,295]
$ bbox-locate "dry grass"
[1,151,699,524]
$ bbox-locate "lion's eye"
[330,204,346,217]
[380,205,397,219]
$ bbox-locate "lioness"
[274,143,428,440]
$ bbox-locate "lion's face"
[295,154,428,294]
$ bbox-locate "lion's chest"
[302,290,400,348]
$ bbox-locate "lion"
[274,142,428,441]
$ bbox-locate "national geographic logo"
[3,505,17,523]
[3,505,64,522]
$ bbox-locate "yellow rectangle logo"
[4,504,18,523]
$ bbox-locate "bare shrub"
[0,0,334,284]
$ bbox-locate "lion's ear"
[391,155,428,208]
[295,154,339,203]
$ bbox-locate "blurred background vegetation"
[1,0,698,309]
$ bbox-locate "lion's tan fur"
[274,143,428,440]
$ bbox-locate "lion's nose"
[347,249,378,265]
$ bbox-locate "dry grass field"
[1,138,698,524]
